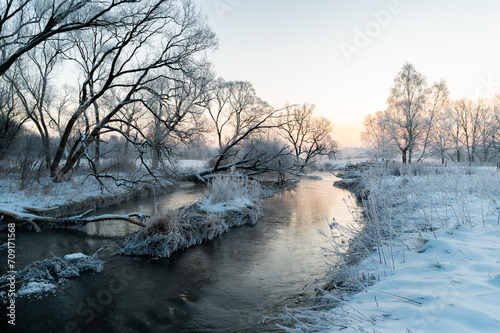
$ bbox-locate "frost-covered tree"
[361,111,396,161]
[430,108,455,164]
[203,80,280,173]
[417,79,450,162]
[452,98,487,163]
[386,63,431,163]
[47,0,217,182]
[0,0,136,77]
[147,64,213,170]
[5,39,68,168]
[277,103,336,169]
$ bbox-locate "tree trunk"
[402,149,407,164]
[41,136,51,170]
[50,107,85,178]
[152,148,160,169]
[93,98,100,169]
[54,144,86,182]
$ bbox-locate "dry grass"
[277,164,500,331]
[207,170,261,204]
[118,171,264,258]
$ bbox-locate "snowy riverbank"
[280,164,500,332]
[0,172,176,217]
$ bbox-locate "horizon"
[195,0,500,147]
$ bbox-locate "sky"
[194,0,500,147]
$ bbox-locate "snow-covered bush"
[0,252,104,284]
[0,251,104,300]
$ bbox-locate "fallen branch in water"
[0,207,148,232]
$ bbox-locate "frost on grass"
[18,281,57,296]
[0,250,104,299]
[118,172,263,258]
[279,165,500,332]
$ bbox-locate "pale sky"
[195,0,500,147]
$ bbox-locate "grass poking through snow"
[279,164,500,332]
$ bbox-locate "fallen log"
[0,207,148,232]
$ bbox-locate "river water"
[1,172,359,332]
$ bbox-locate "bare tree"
[476,101,496,162]
[493,94,500,155]
[452,98,487,163]
[202,80,286,176]
[448,100,466,163]
[0,74,25,157]
[239,135,295,181]
[386,63,431,163]
[430,108,454,164]
[277,103,335,169]
[116,101,147,160]
[67,26,113,169]
[48,0,217,182]
[147,64,213,170]
[361,110,396,161]
[0,0,135,77]
[417,79,449,162]
[6,40,66,168]
[46,84,76,146]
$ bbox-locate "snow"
[0,175,114,210]
[0,160,209,217]
[118,171,263,258]
[0,172,175,213]
[331,224,500,332]
[0,251,104,301]
[63,252,87,261]
[198,196,254,213]
[280,165,500,332]
[17,281,57,296]
[177,159,207,171]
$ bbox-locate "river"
[1,172,359,332]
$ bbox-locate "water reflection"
[84,183,207,237]
[2,172,359,333]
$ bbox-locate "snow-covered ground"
[0,174,116,210]
[0,159,208,213]
[281,165,500,332]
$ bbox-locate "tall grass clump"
[207,170,261,204]
[119,170,263,258]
